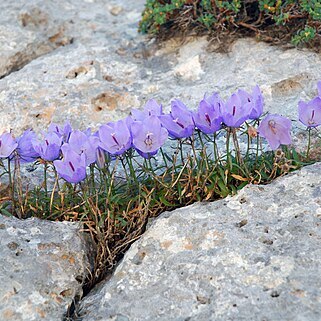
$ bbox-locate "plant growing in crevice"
[0,81,320,286]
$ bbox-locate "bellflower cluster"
[3,82,321,186]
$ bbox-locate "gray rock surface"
[0,215,94,321]
[78,163,321,321]
[0,1,72,78]
[0,0,321,136]
[1,1,321,320]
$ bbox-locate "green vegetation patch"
[139,0,321,49]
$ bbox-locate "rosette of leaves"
[139,0,321,49]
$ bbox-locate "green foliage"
[139,0,321,47]
[139,0,185,35]
[292,25,317,45]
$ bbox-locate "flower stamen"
[111,133,120,146]
[144,132,153,148]
[268,120,277,134]
[69,161,75,172]
[173,118,185,129]
[205,113,211,126]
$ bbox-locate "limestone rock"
[0,1,321,138]
[78,163,321,321]
[0,215,94,321]
[0,1,72,78]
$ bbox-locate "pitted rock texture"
[78,163,321,321]
[0,215,94,321]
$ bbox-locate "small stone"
[7,242,19,250]
[110,6,123,16]
[236,219,248,228]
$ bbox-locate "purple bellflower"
[15,129,39,163]
[96,147,106,169]
[61,130,99,166]
[131,115,168,158]
[298,97,321,128]
[131,99,163,121]
[0,132,18,158]
[193,96,222,134]
[98,118,132,155]
[48,122,72,143]
[53,149,86,184]
[204,92,223,107]
[159,99,194,138]
[258,114,292,150]
[32,132,62,161]
[236,86,264,120]
[221,93,251,127]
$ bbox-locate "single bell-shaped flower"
[131,99,163,121]
[131,115,168,158]
[0,132,18,158]
[53,149,87,184]
[235,85,264,120]
[62,130,99,166]
[298,97,321,128]
[32,132,62,161]
[48,122,72,143]
[98,119,132,155]
[193,98,222,134]
[159,99,194,138]
[95,147,107,169]
[221,93,251,127]
[15,129,39,163]
[258,114,292,150]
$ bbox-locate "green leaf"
[0,208,13,217]
[159,195,176,207]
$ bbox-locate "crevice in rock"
[63,284,92,321]
[62,230,147,320]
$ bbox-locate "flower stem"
[125,153,138,186]
[306,127,312,159]
[245,123,250,160]
[226,128,232,171]
[120,157,130,182]
[232,128,243,166]
[197,131,209,170]
[160,147,168,168]
[179,139,184,164]
[90,164,95,194]
[213,132,219,163]
[7,158,15,214]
